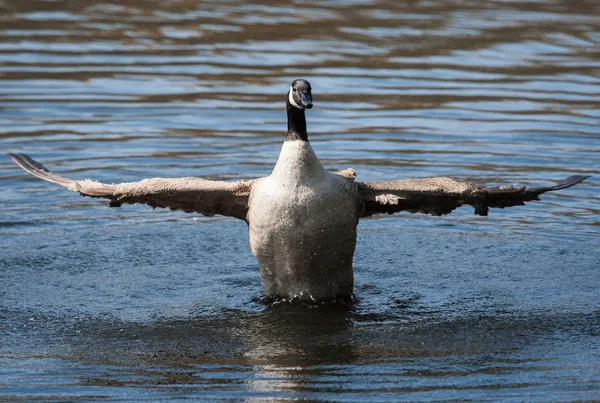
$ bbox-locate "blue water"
[1,0,599,401]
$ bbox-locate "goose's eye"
[292,88,297,93]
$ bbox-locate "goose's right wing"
[9,153,254,221]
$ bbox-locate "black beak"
[300,92,313,109]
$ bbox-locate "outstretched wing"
[9,153,254,221]
[357,175,589,217]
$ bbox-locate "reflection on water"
[2,302,599,401]
[0,0,599,401]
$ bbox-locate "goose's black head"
[285,79,313,142]
[288,79,313,110]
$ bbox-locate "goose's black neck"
[285,100,308,142]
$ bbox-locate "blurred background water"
[0,0,599,401]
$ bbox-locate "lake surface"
[1,0,599,401]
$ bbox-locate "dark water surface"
[1,0,599,401]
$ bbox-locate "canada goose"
[8,79,589,301]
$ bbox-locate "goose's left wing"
[9,153,254,221]
[357,175,589,217]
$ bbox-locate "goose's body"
[249,140,360,300]
[8,79,590,301]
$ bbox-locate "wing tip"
[8,152,75,187]
[8,152,50,172]
[7,152,22,165]
[552,175,590,191]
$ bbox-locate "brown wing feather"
[357,175,589,217]
[9,153,253,221]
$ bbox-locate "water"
[1,0,599,401]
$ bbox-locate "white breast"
[247,140,361,300]
[270,140,325,184]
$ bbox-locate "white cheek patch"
[288,86,302,109]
